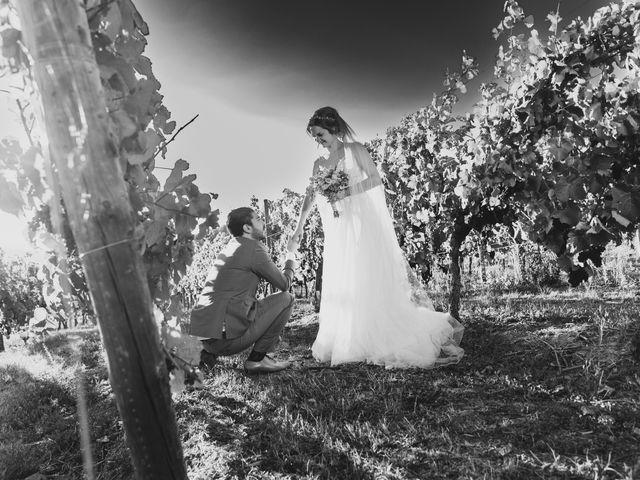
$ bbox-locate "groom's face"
[247,212,266,241]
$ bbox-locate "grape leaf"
[0,175,23,215]
[557,205,581,226]
[163,160,190,192]
[611,210,631,227]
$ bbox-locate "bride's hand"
[287,234,301,252]
[289,229,303,247]
[335,187,350,201]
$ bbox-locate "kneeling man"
[189,207,298,373]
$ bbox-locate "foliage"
[0,1,219,323]
[88,0,219,303]
[592,239,640,286]
[373,0,640,320]
[297,204,324,297]
[21,203,94,327]
[470,0,640,284]
[372,52,510,317]
[0,250,43,335]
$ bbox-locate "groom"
[189,207,298,373]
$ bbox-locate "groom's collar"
[236,236,261,245]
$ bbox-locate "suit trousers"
[201,291,294,356]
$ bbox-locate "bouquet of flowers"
[310,166,350,217]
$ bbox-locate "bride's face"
[310,126,338,150]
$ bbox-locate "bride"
[292,106,464,369]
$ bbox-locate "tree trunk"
[518,244,527,282]
[0,333,4,352]
[314,260,323,313]
[263,199,271,249]
[448,233,464,319]
[17,2,188,479]
[479,240,488,284]
[448,215,472,319]
[315,259,323,293]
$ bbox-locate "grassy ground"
[1,289,639,479]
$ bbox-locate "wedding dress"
[311,142,464,369]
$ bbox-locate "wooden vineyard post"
[16,2,188,479]
[448,233,463,320]
[263,198,273,295]
[263,198,272,252]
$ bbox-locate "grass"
[0,330,132,480]
[1,289,639,479]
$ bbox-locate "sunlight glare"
[0,211,31,255]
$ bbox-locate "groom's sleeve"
[252,243,295,292]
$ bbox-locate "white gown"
[311,142,464,369]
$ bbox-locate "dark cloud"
[163,1,600,111]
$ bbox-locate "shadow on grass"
[176,382,379,479]
[235,415,372,479]
[177,296,640,479]
[26,327,104,370]
[0,364,79,480]
[0,332,133,480]
[3,296,639,479]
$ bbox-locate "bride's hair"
[307,106,355,141]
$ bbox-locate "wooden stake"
[16,2,188,478]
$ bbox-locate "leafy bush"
[0,250,43,337]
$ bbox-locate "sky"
[0,0,611,253]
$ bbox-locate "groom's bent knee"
[260,291,295,312]
[282,292,296,310]
[276,291,295,309]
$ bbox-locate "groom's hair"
[227,207,254,237]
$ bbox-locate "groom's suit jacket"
[189,236,295,339]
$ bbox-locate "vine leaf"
[612,186,640,222]
[557,205,581,227]
[0,175,23,216]
[611,210,631,227]
[163,159,190,192]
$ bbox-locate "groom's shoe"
[244,355,291,374]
